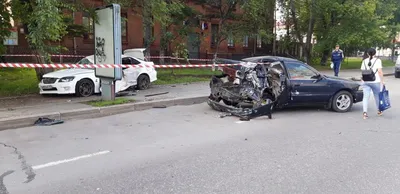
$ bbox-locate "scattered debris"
[153,105,167,109]
[34,117,64,126]
[145,92,169,97]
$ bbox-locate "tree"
[152,0,198,64]
[0,0,12,54]
[193,0,246,59]
[240,0,275,56]
[11,0,91,80]
[310,0,391,65]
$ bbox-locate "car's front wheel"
[332,90,354,112]
[395,72,400,78]
[75,79,94,97]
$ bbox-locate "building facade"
[3,0,275,63]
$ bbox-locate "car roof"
[242,56,302,63]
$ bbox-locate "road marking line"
[32,150,111,170]
[236,121,247,124]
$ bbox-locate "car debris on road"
[207,60,285,120]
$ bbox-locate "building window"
[121,13,128,43]
[211,24,219,47]
[256,34,262,48]
[243,36,249,47]
[227,34,234,47]
[82,12,93,40]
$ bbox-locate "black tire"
[137,74,150,90]
[222,99,238,106]
[331,90,353,113]
[395,72,400,78]
[75,79,94,97]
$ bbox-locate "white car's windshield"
[74,58,94,69]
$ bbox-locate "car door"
[122,57,140,86]
[285,62,331,105]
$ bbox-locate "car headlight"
[358,85,363,91]
[58,76,75,82]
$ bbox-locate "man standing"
[331,44,344,76]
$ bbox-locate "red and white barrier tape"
[1,54,86,58]
[0,63,240,68]
[146,56,213,61]
[1,54,213,61]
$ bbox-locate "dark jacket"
[331,49,344,62]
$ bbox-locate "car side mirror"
[311,74,323,82]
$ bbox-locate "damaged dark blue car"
[207,56,364,120]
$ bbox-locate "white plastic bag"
[330,62,334,69]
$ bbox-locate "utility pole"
[272,0,277,56]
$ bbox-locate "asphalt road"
[1,77,399,194]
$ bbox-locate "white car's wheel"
[137,74,150,90]
[75,79,94,97]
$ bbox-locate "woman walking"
[361,48,384,119]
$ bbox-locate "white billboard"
[94,4,122,80]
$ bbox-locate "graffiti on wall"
[95,37,106,63]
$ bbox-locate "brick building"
[4,0,274,63]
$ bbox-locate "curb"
[383,73,395,76]
[0,95,209,131]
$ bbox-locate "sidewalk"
[0,82,210,119]
[0,67,395,130]
[319,66,395,78]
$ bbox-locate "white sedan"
[38,55,157,97]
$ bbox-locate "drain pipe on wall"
[72,0,77,55]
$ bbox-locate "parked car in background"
[38,49,157,97]
[395,56,400,78]
[208,56,364,113]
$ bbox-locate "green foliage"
[11,0,92,59]
[86,98,135,107]
[239,0,275,44]
[172,43,189,60]
[0,68,39,97]
[0,0,12,54]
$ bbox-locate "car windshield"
[74,58,94,69]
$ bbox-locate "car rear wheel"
[332,90,353,112]
[395,72,400,78]
[75,79,94,97]
[137,74,150,90]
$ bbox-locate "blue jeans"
[362,82,381,113]
[333,61,341,76]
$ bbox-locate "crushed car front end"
[207,59,287,120]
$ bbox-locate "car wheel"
[137,74,150,90]
[395,72,400,78]
[332,90,353,112]
[223,99,238,106]
[75,79,94,97]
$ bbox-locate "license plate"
[42,85,53,89]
